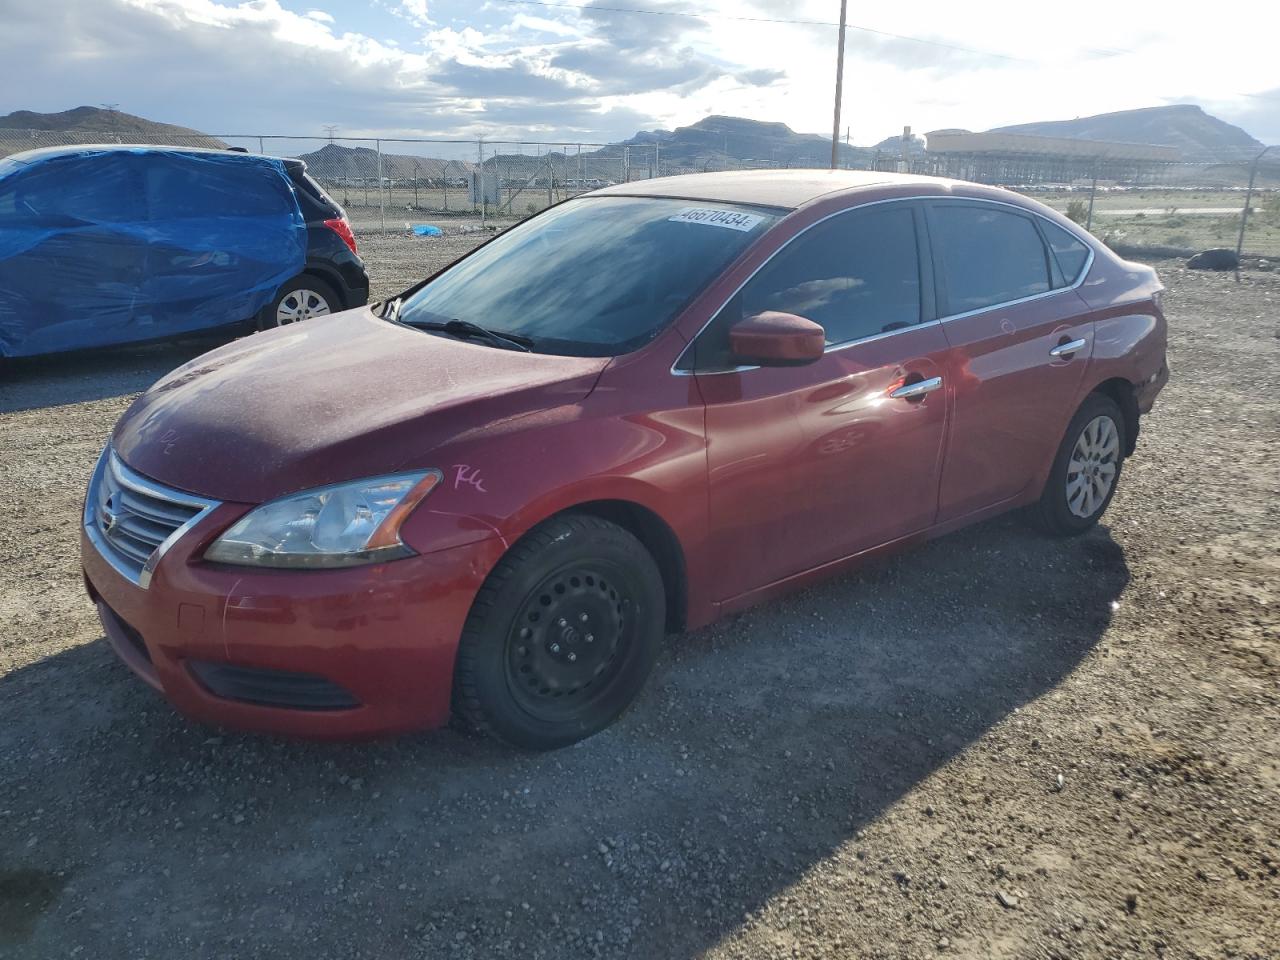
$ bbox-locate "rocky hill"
[618,115,868,167]
[991,104,1262,160]
[0,106,226,150]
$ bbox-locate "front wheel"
[452,514,665,750]
[1032,392,1126,536]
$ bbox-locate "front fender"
[398,403,707,563]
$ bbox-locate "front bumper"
[82,513,504,738]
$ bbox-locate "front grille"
[188,661,361,711]
[84,450,220,588]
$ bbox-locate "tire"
[452,514,665,750]
[1032,392,1126,536]
[259,275,339,330]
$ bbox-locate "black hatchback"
[262,155,369,329]
[0,144,369,358]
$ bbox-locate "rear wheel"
[1032,392,1126,536]
[452,514,664,750]
[260,275,338,330]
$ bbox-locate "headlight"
[204,470,442,568]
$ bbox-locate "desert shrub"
[1065,199,1088,224]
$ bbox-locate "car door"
[925,201,1094,522]
[684,202,952,601]
[142,153,305,336]
[0,154,147,356]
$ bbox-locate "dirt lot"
[1,236,1277,959]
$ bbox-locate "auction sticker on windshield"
[668,207,764,231]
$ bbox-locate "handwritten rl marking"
[453,465,487,493]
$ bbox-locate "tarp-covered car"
[0,145,368,358]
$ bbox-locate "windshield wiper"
[400,317,533,353]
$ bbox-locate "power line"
[493,0,1034,62]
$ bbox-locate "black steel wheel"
[452,514,664,749]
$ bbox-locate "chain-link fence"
[2,127,1278,260]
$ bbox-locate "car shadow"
[0,516,1128,958]
[0,335,232,414]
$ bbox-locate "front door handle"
[890,376,943,400]
[1049,337,1088,358]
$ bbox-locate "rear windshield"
[397,196,781,356]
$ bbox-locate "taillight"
[324,217,357,255]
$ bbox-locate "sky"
[1,0,1277,150]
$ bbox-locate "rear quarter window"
[1039,219,1091,286]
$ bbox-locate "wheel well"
[565,500,688,632]
[1090,377,1140,456]
[300,267,346,307]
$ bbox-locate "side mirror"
[728,311,825,367]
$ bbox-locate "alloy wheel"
[1066,414,1120,518]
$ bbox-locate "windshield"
[397,196,781,356]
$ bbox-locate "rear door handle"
[890,376,943,399]
[1049,338,1088,358]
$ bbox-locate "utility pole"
[1236,145,1273,268]
[830,0,848,170]
[375,139,385,235]
[1086,163,1099,231]
[323,125,338,142]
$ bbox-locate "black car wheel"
[260,275,339,330]
[452,514,664,750]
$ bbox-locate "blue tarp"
[0,147,307,357]
[410,224,443,237]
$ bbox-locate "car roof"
[590,169,967,210]
[3,143,300,170]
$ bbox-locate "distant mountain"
[990,104,1261,160]
[0,106,226,150]
[294,142,476,179]
[618,115,868,167]
[868,132,927,157]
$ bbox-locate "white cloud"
[397,0,433,28]
[1,0,1276,146]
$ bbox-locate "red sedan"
[82,170,1168,748]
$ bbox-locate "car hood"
[112,308,608,503]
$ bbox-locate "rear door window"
[929,204,1051,314]
[1038,219,1091,286]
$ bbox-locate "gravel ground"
[1,234,1277,959]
